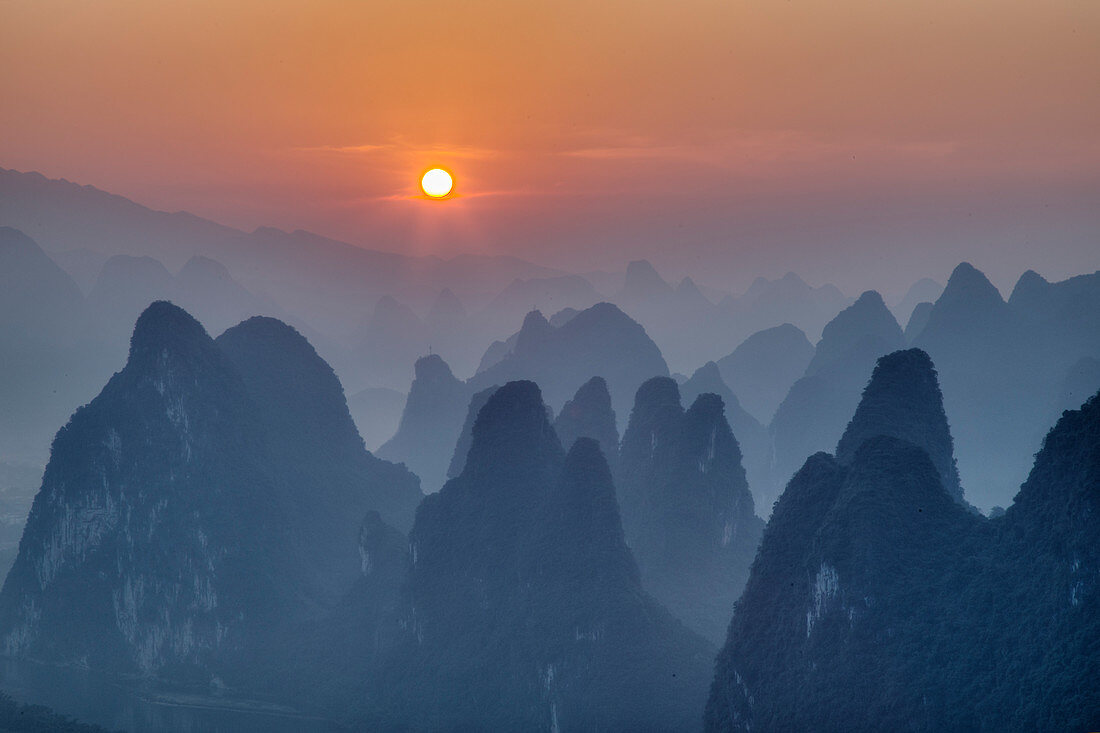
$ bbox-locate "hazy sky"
[2,0,1098,296]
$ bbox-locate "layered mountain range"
[706,348,1100,732]
[354,381,715,730]
[768,290,905,505]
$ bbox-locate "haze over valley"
[1,0,1098,730]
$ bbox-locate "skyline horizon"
[4,0,1098,300]
[3,163,1092,304]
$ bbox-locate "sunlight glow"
[421,168,454,198]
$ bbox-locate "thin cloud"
[561,144,704,161]
[559,129,965,168]
[291,140,500,160]
[292,143,394,154]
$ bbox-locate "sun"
[420,168,454,198]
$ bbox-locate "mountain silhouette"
[681,361,771,505]
[715,323,814,424]
[706,386,1100,732]
[445,384,500,480]
[361,381,713,730]
[619,377,764,642]
[835,348,964,504]
[471,302,669,424]
[376,354,470,493]
[770,290,904,496]
[552,376,620,475]
[903,300,934,342]
[0,302,421,682]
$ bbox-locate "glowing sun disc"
[421,168,454,198]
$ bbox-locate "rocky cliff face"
[0,302,421,683]
[217,316,423,580]
[705,386,1100,733]
[619,377,764,643]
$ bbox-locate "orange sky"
[2,0,1098,293]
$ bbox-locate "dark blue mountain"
[0,303,421,683]
[619,377,764,642]
[360,381,713,730]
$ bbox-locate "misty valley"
[0,170,1098,732]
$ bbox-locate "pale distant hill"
[0,167,563,336]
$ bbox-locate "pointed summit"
[0,304,428,679]
[770,292,905,495]
[836,348,963,503]
[217,316,356,445]
[413,352,456,383]
[716,323,814,424]
[616,376,685,543]
[0,227,85,322]
[514,309,552,352]
[621,259,674,301]
[534,437,638,586]
[917,263,1010,348]
[892,277,943,324]
[377,354,470,493]
[619,378,763,642]
[707,388,1100,732]
[681,362,770,500]
[553,376,619,472]
[354,295,430,391]
[1006,387,1100,545]
[807,290,904,376]
[89,256,178,339]
[375,379,711,731]
[127,299,215,365]
[1007,269,1049,309]
[778,271,810,289]
[215,316,422,597]
[446,385,500,480]
[903,301,934,343]
[675,276,712,309]
[177,254,235,285]
[681,362,741,413]
[214,313,424,539]
[427,288,466,321]
[706,435,975,732]
[462,380,563,479]
[940,262,1005,308]
[470,301,668,422]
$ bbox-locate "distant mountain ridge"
[471,301,669,423]
[915,262,1100,507]
[0,167,563,336]
[769,290,905,502]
